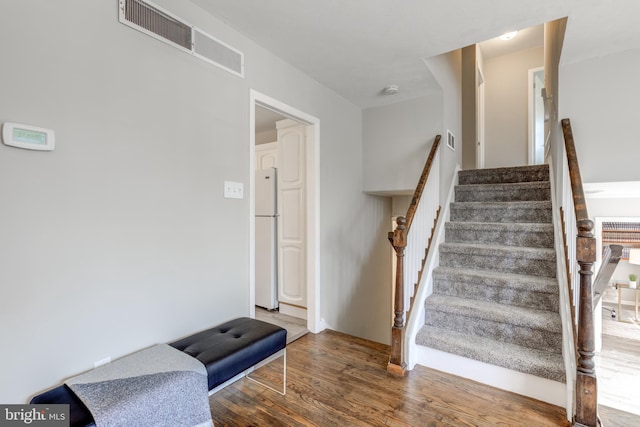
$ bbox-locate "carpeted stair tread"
[434,267,558,293]
[425,294,562,333]
[455,181,551,202]
[445,222,553,248]
[458,165,550,185]
[440,242,556,259]
[456,181,551,193]
[446,222,553,232]
[450,201,552,223]
[415,326,566,383]
[433,267,559,311]
[439,242,556,278]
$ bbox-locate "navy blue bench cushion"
[169,317,287,390]
[29,317,287,427]
[30,384,95,427]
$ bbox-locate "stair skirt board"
[414,345,567,410]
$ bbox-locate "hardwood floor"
[597,302,640,425]
[255,307,309,344]
[208,330,569,426]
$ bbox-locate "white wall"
[558,45,640,303]
[361,51,461,201]
[484,46,544,168]
[560,48,640,183]
[362,96,443,194]
[392,196,412,217]
[425,50,463,203]
[0,0,391,402]
[545,18,567,204]
[588,199,640,223]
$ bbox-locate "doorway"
[594,216,640,418]
[528,67,545,165]
[249,90,321,334]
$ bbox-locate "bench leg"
[245,348,286,396]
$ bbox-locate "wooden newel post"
[388,216,407,376]
[574,218,597,427]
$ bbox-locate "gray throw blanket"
[66,344,213,427]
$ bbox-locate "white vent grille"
[123,0,191,50]
[118,0,244,77]
[193,28,243,76]
[447,130,455,151]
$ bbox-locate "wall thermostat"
[2,122,55,151]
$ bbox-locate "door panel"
[281,189,302,239]
[256,142,277,170]
[277,121,306,308]
[281,136,302,183]
[281,246,304,301]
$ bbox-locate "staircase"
[416,164,566,385]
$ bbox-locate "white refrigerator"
[255,167,279,310]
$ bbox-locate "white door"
[276,119,307,317]
[528,67,545,165]
[533,70,545,164]
[476,68,485,169]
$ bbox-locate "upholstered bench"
[170,317,287,392]
[30,317,287,427]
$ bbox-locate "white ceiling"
[192,0,640,109]
[478,25,544,61]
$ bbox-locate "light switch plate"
[224,181,244,199]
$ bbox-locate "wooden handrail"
[405,135,442,230]
[562,118,598,427]
[387,135,441,376]
[562,120,589,224]
[593,244,624,307]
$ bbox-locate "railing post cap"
[577,218,593,228]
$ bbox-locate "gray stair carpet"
[416,164,565,383]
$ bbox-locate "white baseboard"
[414,345,568,411]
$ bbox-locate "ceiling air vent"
[118,0,244,77]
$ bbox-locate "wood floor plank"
[596,321,640,419]
[208,330,569,426]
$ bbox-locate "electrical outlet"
[224,181,244,199]
[94,357,111,368]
